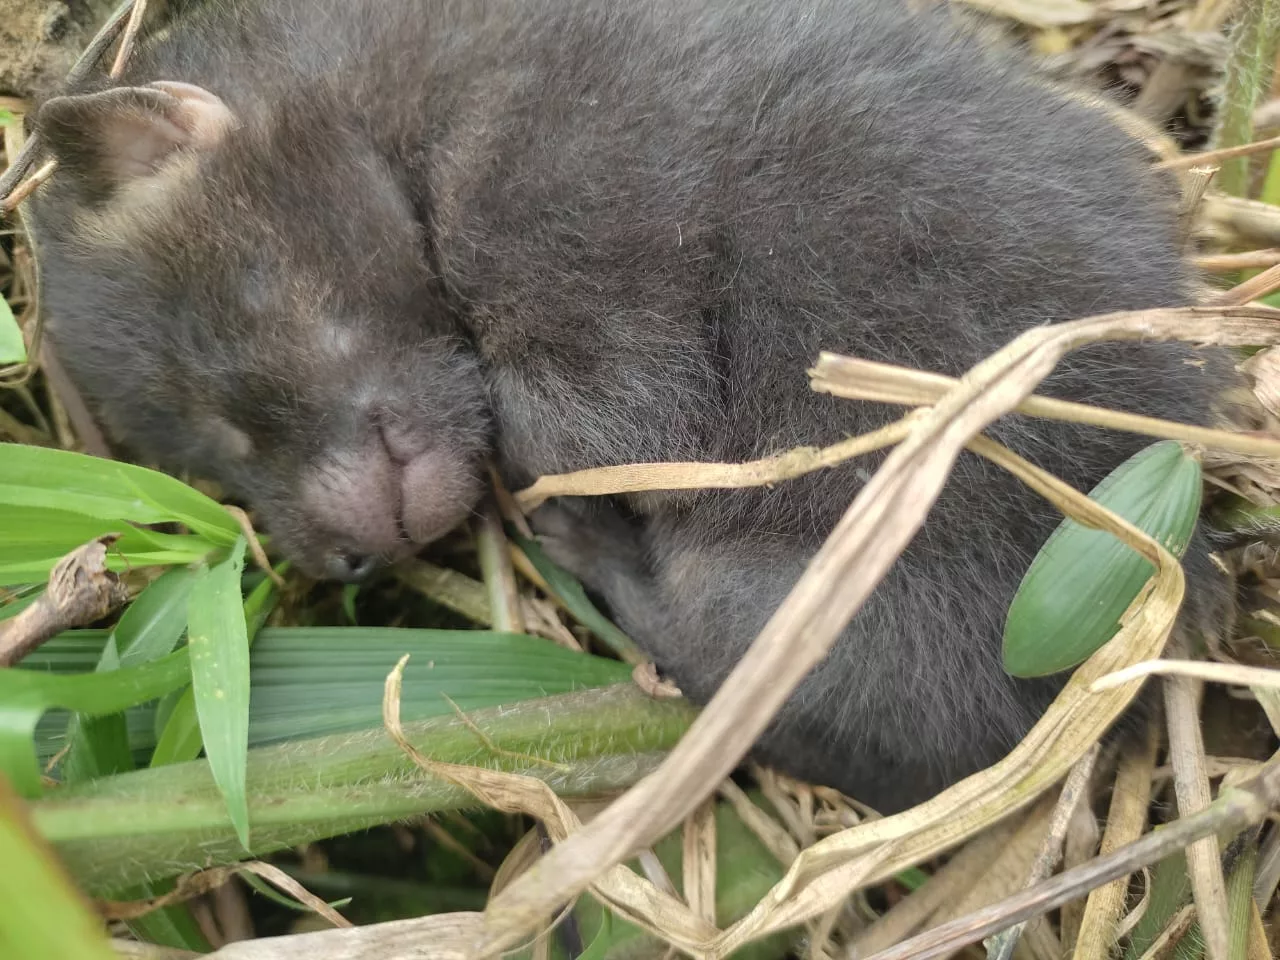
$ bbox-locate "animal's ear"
[37,81,235,199]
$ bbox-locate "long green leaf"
[0,296,25,365]
[0,650,191,797]
[0,777,116,960]
[0,504,214,583]
[187,538,251,849]
[514,535,644,664]
[0,443,239,546]
[152,563,282,768]
[62,569,199,785]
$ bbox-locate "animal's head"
[27,81,492,580]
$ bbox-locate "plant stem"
[33,685,694,894]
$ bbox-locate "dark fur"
[26,0,1232,811]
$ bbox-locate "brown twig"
[1194,249,1280,272]
[0,534,130,666]
[1157,133,1280,171]
[109,0,149,79]
[984,745,1099,960]
[859,757,1280,960]
[223,505,284,589]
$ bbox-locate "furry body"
[26,0,1229,811]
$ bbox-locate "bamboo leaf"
[0,650,191,797]
[0,296,25,365]
[187,538,251,849]
[0,777,116,960]
[0,443,239,546]
[1003,441,1202,678]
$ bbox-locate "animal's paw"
[528,498,645,590]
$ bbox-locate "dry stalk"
[1195,249,1280,271]
[1212,260,1280,305]
[984,746,1099,960]
[515,415,917,512]
[682,799,718,926]
[99,862,348,929]
[1158,133,1280,170]
[204,912,485,960]
[848,818,1023,957]
[391,559,492,625]
[1072,720,1161,960]
[1059,786,1102,952]
[1094,659,1280,690]
[1205,194,1280,247]
[108,0,149,79]
[475,499,523,633]
[809,354,1280,460]
[1163,659,1230,960]
[858,757,1280,960]
[480,306,1280,959]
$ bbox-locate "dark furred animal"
[25,0,1231,811]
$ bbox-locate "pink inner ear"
[103,109,195,180]
[147,81,237,149]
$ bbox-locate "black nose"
[325,551,377,582]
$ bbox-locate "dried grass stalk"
[1072,720,1160,960]
[1163,665,1230,960]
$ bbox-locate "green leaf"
[0,504,215,584]
[0,649,191,796]
[0,443,240,546]
[151,563,283,768]
[61,569,198,785]
[0,779,117,960]
[1003,441,1203,678]
[187,538,251,849]
[0,585,42,622]
[38,685,694,895]
[514,535,644,663]
[0,295,25,365]
[30,627,635,759]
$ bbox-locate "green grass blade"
[514,535,645,664]
[0,649,191,796]
[30,627,637,757]
[0,443,239,545]
[0,778,116,960]
[187,538,251,849]
[0,296,25,365]
[62,569,199,785]
[151,562,282,768]
[0,504,214,583]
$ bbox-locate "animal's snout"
[324,550,379,582]
[297,415,484,581]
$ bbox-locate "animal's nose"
[325,551,378,582]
